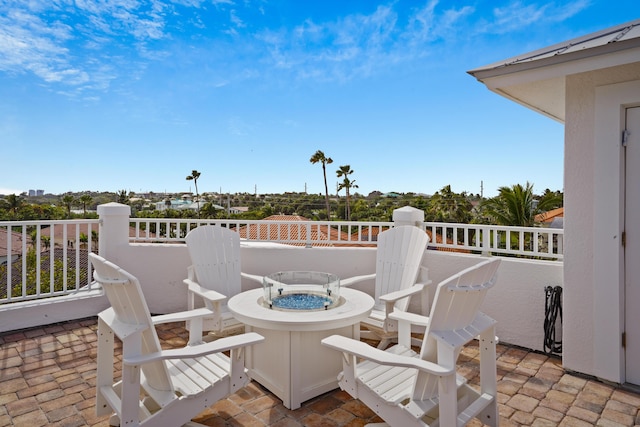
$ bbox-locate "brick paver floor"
[1,318,639,426]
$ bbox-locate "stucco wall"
[564,63,640,382]
[115,242,561,353]
[424,251,562,353]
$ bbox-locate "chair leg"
[376,338,391,349]
[478,327,498,427]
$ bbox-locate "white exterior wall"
[423,252,562,353]
[564,64,640,382]
[114,239,561,353]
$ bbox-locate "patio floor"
[1,318,639,427]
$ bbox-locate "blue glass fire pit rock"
[271,293,332,310]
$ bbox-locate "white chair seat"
[323,258,502,427]
[91,253,264,427]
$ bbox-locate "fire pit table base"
[228,287,374,410]
[245,325,355,409]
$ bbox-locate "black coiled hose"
[543,286,563,355]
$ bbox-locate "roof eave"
[468,38,640,124]
[468,37,640,81]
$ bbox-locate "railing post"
[482,226,491,256]
[305,222,313,248]
[97,202,131,263]
[392,206,425,228]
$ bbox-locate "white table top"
[228,287,374,332]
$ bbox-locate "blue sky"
[0,1,636,198]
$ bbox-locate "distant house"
[155,194,223,212]
[535,207,564,228]
[229,206,249,214]
[0,228,24,265]
[236,215,352,247]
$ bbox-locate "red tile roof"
[535,207,564,224]
[237,215,353,247]
[0,228,24,258]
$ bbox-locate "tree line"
[1,182,562,227]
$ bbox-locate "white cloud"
[0,188,25,196]
[0,0,171,94]
[483,0,590,34]
[0,0,595,93]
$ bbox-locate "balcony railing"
[0,219,100,304]
[128,218,394,246]
[129,218,564,258]
[424,222,563,259]
[1,216,563,305]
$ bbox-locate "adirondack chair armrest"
[123,332,265,365]
[341,273,376,287]
[151,308,215,325]
[241,272,263,284]
[389,310,430,327]
[379,284,424,304]
[321,335,453,376]
[183,278,227,303]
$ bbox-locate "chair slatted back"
[185,226,242,303]
[90,253,173,393]
[374,226,429,312]
[413,258,501,401]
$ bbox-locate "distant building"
[27,189,44,197]
[155,194,223,212]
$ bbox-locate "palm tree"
[79,194,93,217]
[1,194,24,218]
[200,201,219,219]
[426,185,472,223]
[481,182,560,227]
[309,150,333,219]
[336,165,358,221]
[116,190,130,204]
[186,170,201,218]
[61,194,75,218]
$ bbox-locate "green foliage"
[0,186,563,226]
[310,150,334,219]
[336,165,358,221]
[480,182,562,227]
[186,170,201,218]
[425,185,473,223]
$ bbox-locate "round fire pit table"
[228,279,374,410]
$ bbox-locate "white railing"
[0,219,100,304]
[128,218,564,259]
[424,222,563,260]
[1,217,563,305]
[129,218,394,247]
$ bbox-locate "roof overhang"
[467,20,640,123]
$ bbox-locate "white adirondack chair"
[322,257,501,427]
[91,253,264,427]
[341,225,431,349]
[184,226,262,337]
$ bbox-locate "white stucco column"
[97,202,131,264]
[392,206,425,227]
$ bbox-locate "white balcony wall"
[111,240,561,354]
[421,252,562,353]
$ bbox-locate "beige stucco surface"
[564,63,640,381]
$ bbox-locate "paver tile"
[2,318,640,427]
